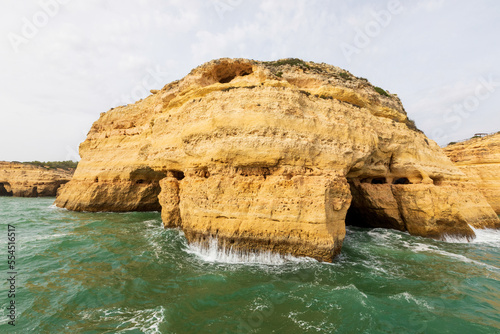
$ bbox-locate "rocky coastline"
[445,132,500,215]
[0,161,74,197]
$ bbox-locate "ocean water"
[0,197,499,334]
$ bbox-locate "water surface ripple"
[1,198,499,333]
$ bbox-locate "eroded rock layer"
[55,58,500,261]
[445,133,500,215]
[0,162,73,197]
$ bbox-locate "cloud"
[1,0,499,161]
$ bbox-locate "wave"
[287,310,337,332]
[441,234,472,243]
[186,237,316,265]
[142,219,163,229]
[79,306,165,334]
[402,241,500,273]
[350,227,500,274]
[440,225,500,246]
[47,203,70,211]
[469,225,500,245]
[389,292,433,310]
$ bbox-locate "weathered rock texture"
[0,162,74,197]
[445,133,500,215]
[55,58,500,261]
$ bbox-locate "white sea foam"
[441,225,500,245]
[368,229,500,274]
[142,219,162,229]
[82,306,166,334]
[389,292,433,310]
[186,237,315,265]
[368,228,403,241]
[333,284,368,298]
[435,250,500,272]
[441,234,472,243]
[287,311,335,332]
[48,203,68,211]
[469,225,500,245]
[401,241,437,253]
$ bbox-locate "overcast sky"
[1,0,499,161]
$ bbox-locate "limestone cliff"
[55,58,500,261]
[445,133,500,215]
[0,162,74,197]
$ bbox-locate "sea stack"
[445,132,500,215]
[55,58,500,261]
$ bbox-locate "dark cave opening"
[393,177,411,185]
[171,170,185,181]
[218,69,252,84]
[344,179,405,231]
[219,75,236,84]
[371,177,387,184]
[0,182,13,197]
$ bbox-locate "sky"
[1,0,499,161]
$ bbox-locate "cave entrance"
[344,178,406,231]
[0,182,13,197]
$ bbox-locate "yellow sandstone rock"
[445,133,500,215]
[0,161,73,197]
[55,58,500,261]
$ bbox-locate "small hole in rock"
[432,177,444,186]
[371,178,387,184]
[171,171,185,181]
[393,177,411,185]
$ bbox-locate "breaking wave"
[186,237,315,265]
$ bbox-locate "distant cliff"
[0,161,74,197]
[445,132,500,215]
[55,58,499,261]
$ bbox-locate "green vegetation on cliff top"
[21,160,78,170]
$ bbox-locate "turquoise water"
[0,197,499,333]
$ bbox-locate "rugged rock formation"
[55,58,500,261]
[445,133,500,215]
[0,162,74,197]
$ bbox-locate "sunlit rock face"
[445,132,500,215]
[55,58,500,261]
[0,161,73,197]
